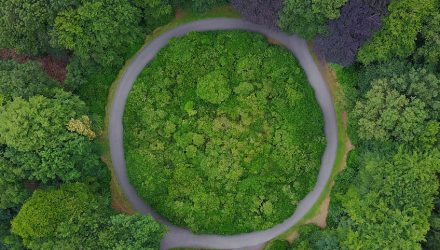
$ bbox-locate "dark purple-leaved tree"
[313,0,382,66]
[231,0,283,30]
[363,0,391,15]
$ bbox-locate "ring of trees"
[109,18,338,245]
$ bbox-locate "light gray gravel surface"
[108,18,338,250]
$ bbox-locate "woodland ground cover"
[124,31,326,234]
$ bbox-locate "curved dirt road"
[108,18,338,250]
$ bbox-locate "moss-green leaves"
[196,70,231,104]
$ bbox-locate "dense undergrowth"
[124,31,325,234]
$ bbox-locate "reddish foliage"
[0,48,68,83]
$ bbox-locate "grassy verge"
[266,45,351,244]
[101,6,240,214]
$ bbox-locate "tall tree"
[416,9,440,65]
[0,60,56,101]
[231,0,283,30]
[279,0,348,39]
[313,0,382,66]
[52,0,143,68]
[11,183,108,249]
[357,0,437,64]
[0,90,99,186]
[339,150,440,249]
[0,0,74,55]
[130,0,174,33]
[98,214,166,249]
[11,183,166,249]
[352,68,439,145]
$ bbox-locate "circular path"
[108,18,338,250]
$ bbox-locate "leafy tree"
[98,214,166,250]
[313,0,382,66]
[352,68,439,145]
[416,10,440,65]
[130,0,174,33]
[0,0,74,55]
[11,183,108,249]
[231,0,283,30]
[0,90,99,184]
[357,0,437,64]
[0,60,56,101]
[0,153,30,209]
[362,0,390,14]
[11,183,165,250]
[52,0,143,68]
[339,150,440,249]
[279,0,348,39]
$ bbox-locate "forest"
[124,31,325,234]
[0,0,439,249]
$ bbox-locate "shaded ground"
[0,48,68,82]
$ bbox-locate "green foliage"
[0,0,74,55]
[357,0,437,64]
[424,195,440,249]
[0,89,100,207]
[290,225,340,250]
[279,0,347,39]
[171,0,227,12]
[0,60,56,101]
[98,214,166,250]
[339,150,440,249]
[131,0,174,32]
[196,70,231,104]
[52,0,143,68]
[265,239,290,250]
[416,8,440,65]
[11,183,107,249]
[10,183,165,250]
[352,68,439,146]
[124,31,325,234]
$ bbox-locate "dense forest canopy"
[124,31,325,234]
[0,0,439,249]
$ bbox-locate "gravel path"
[108,18,338,250]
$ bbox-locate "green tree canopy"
[279,0,347,39]
[98,214,166,250]
[52,0,143,68]
[0,0,75,55]
[0,60,56,101]
[131,0,174,32]
[11,183,108,249]
[353,68,440,145]
[171,0,227,12]
[124,31,325,234]
[0,89,99,187]
[339,150,440,249]
[11,183,165,250]
[357,0,437,64]
[416,9,440,65]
